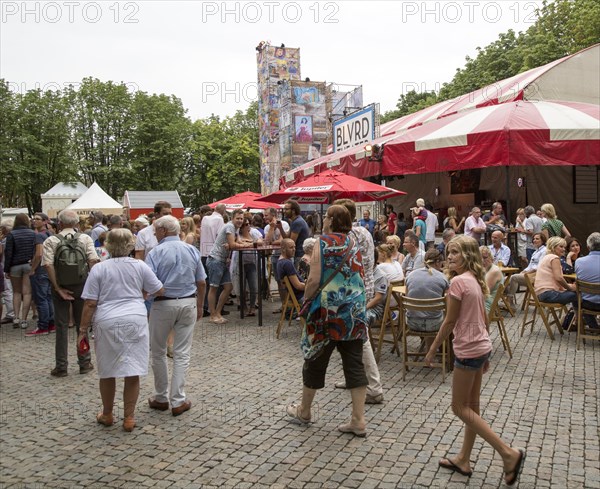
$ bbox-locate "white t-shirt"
[425,210,438,242]
[135,224,158,255]
[81,257,163,322]
[200,212,224,257]
[264,221,290,257]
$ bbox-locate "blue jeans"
[538,290,577,305]
[243,263,258,307]
[454,351,491,371]
[30,272,54,330]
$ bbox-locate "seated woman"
[365,244,404,326]
[385,234,405,265]
[480,246,504,314]
[534,236,576,305]
[506,232,547,304]
[298,237,316,282]
[405,249,449,334]
[560,236,582,275]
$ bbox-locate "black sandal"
[504,449,526,486]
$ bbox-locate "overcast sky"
[2,0,544,120]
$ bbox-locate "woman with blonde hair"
[540,203,570,239]
[534,236,576,305]
[385,234,405,265]
[479,246,504,314]
[425,235,525,485]
[179,217,196,245]
[445,207,465,233]
[79,229,164,432]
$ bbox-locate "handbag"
[300,237,355,361]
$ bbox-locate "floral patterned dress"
[303,233,367,348]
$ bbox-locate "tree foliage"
[382,0,600,121]
[1,80,260,213]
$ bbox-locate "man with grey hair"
[524,205,543,261]
[464,207,486,243]
[574,232,600,329]
[88,211,107,243]
[402,233,426,276]
[43,209,98,377]
[436,228,456,258]
[146,215,206,416]
[108,215,123,230]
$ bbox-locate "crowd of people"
[1,195,598,486]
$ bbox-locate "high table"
[238,244,281,327]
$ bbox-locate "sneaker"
[365,394,384,404]
[20,320,28,329]
[13,318,20,329]
[1,316,15,325]
[48,324,56,333]
[25,328,49,337]
[50,367,68,377]
[79,362,94,374]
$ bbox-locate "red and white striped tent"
[282,44,599,186]
[382,100,599,175]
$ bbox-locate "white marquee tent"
[66,182,123,215]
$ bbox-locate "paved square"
[1,299,598,488]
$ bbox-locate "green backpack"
[54,233,89,286]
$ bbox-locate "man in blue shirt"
[279,200,310,267]
[146,215,206,417]
[574,232,600,329]
[276,239,305,304]
[358,210,375,235]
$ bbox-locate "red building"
[123,191,185,220]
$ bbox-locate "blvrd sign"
[333,106,375,152]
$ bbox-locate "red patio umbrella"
[209,191,275,211]
[256,170,406,204]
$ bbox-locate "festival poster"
[295,116,313,143]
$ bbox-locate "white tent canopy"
[66,182,123,214]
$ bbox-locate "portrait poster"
[307,142,322,161]
[295,116,313,143]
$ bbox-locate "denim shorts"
[206,257,231,287]
[10,263,31,277]
[454,351,491,371]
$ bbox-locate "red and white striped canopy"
[382,100,600,175]
[282,45,599,185]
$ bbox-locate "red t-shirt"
[387,212,397,235]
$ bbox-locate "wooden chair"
[369,281,403,363]
[400,295,448,381]
[488,283,513,359]
[575,279,600,350]
[521,273,565,341]
[275,276,303,339]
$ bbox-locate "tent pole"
[505,166,510,221]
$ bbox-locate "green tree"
[127,91,191,194]
[67,77,134,198]
[2,85,73,212]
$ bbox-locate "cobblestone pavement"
[1,296,599,489]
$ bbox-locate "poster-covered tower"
[256,42,301,194]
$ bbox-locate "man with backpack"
[43,210,99,377]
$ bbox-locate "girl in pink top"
[425,235,525,486]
